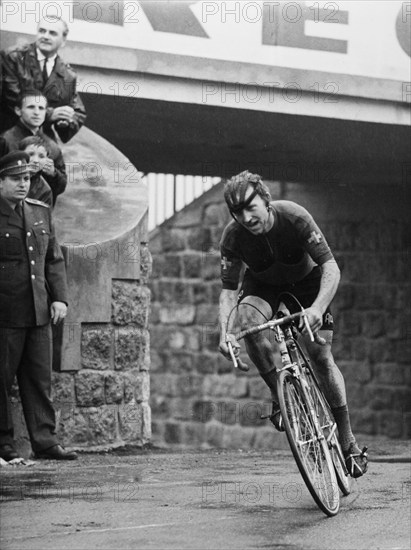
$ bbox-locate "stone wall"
[149,180,410,449]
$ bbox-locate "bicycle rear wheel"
[306,371,351,496]
[277,370,340,516]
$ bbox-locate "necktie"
[15,201,24,218]
[42,58,49,87]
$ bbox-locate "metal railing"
[145,173,221,231]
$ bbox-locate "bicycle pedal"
[260,414,271,420]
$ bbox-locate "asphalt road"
[1,446,410,550]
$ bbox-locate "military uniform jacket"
[0,197,68,327]
[1,43,86,142]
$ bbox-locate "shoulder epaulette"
[25,198,50,208]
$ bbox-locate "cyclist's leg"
[303,332,368,477]
[237,285,283,430]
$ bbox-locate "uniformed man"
[0,151,77,461]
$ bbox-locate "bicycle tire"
[306,371,351,496]
[277,369,340,516]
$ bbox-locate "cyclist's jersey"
[220,200,334,290]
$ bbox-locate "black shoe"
[261,402,285,432]
[0,444,20,462]
[35,444,78,461]
[343,443,368,478]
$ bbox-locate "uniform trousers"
[0,324,57,451]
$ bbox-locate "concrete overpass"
[1,0,410,185]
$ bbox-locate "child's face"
[24,145,48,173]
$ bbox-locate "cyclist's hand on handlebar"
[219,333,240,360]
[299,306,323,335]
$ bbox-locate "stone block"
[163,254,182,277]
[221,424,255,450]
[150,254,165,279]
[365,312,386,338]
[139,243,152,283]
[189,282,211,304]
[158,280,193,304]
[114,328,150,370]
[105,372,124,404]
[239,401,267,427]
[203,373,234,398]
[75,370,106,406]
[201,255,221,281]
[149,302,161,324]
[161,227,187,251]
[81,325,113,370]
[164,421,183,444]
[193,400,218,423]
[193,352,218,375]
[159,305,196,325]
[252,426,288,451]
[377,410,404,439]
[112,281,150,327]
[187,227,211,251]
[231,377,248,398]
[366,386,395,411]
[181,253,202,278]
[195,304,218,325]
[176,374,203,397]
[249,376,270,400]
[51,372,75,407]
[167,397,195,421]
[349,408,377,436]
[59,405,118,446]
[205,421,225,447]
[373,363,406,386]
[150,394,170,418]
[163,351,195,373]
[142,403,152,442]
[181,422,206,446]
[150,350,164,373]
[210,282,222,304]
[119,400,143,441]
[203,203,229,227]
[338,361,372,384]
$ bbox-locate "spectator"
[1,16,86,143]
[0,151,77,461]
[19,136,53,207]
[0,90,67,205]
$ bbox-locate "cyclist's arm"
[313,259,340,314]
[219,288,239,358]
[302,259,340,333]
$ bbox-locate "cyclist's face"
[232,186,272,234]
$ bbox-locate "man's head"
[36,16,69,57]
[19,136,49,174]
[0,151,31,205]
[15,91,47,131]
[223,171,273,234]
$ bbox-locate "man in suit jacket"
[1,16,86,143]
[0,151,77,461]
[0,90,67,204]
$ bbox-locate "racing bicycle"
[226,294,350,516]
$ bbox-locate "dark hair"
[16,90,47,108]
[223,170,272,212]
[18,136,50,155]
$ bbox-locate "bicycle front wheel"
[277,370,340,516]
[307,372,351,496]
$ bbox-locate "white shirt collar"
[36,47,57,65]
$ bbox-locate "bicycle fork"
[275,326,326,447]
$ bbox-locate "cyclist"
[218,170,368,478]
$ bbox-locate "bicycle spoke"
[279,371,340,516]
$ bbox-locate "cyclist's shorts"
[237,266,334,331]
